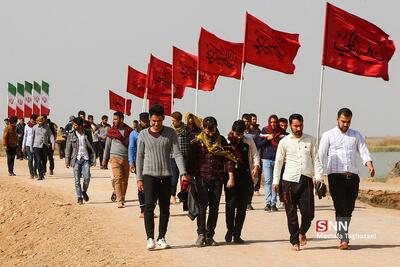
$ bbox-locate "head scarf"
[263,114,284,150]
[185,113,202,131]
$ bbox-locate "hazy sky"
[1,0,399,136]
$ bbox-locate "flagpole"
[195,69,199,115]
[316,65,325,146]
[171,84,174,113]
[236,62,245,120]
[142,88,148,112]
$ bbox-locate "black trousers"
[225,172,253,238]
[99,141,105,164]
[33,147,47,177]
[92,141,101,159]
[282,175,315,245]
[6,147,17,174]
[143,175,171,240]
[44,145,54,172]
[57,141,66,159]
[17,138,24,159]
[195,177,223,238]
[328,173,360,243]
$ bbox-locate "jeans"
[73,158,91,199]
[6,147,17,174]
[143,175,171,240]
[25,146,37,176]
[262,159,276,206]
[33,147,46,177]
[44,145,54,172]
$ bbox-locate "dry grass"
[366,137,400,152]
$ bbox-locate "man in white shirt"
[318,108,375,250]
[273,114,323,251]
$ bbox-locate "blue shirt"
[128,130,139,165]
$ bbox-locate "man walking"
[273,114,323,251]
[136,104,187,250]
[16,118,26,160]
[22,115,38,178]
[2,116,18,176]
[319,108,374,250]
[102,111,132,208]
[65,117,96,204]
[30,116,54,180]
[98,115,111,169]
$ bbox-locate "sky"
[1,0,399,137]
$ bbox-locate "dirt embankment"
[0,180,151,267]
[358,177,400,210]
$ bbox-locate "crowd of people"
[2,106,375,252]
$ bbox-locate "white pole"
[236,62,245,120]
[316,65,325,146]
[171,83,174,114]
[195,69,199,115]
[142,88,148,112]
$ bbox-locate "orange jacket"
[2,125,18,148]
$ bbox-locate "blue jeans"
[73,158,91,199]
[262,159,276,206]
[25,146,37,176]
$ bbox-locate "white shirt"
[273,133,323,184]
[76,131,89,160]
[318,127,372,175]
[22,125,33,148]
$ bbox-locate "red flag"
[127,66,146,98]
[149,97,171,116]
[125,99,132,116]
[173,46,218,91]
[244,12,300,74]
[147,54,172,96]
[109,90,125,113]
[322,3,396,81]
[173,85,185,99]
[198,28,243,79]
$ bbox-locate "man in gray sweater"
[136,104,188,250]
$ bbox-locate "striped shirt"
[318,127,372,175]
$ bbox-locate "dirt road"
[1,157,400,266]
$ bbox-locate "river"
[357,151,400,179]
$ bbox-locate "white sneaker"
[147,238,156,250]
[157,238,171,249]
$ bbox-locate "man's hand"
[251,166,260,178]
[180,174,190,182]
[267,135,274,141]
[130,165,136,173]
[30,147,33,154]
[22,147,25,154]
[367,161,375,178]
[226,172,235,188]
[137,180,144,191]
[66,163,70,168]
[272,184,279,193]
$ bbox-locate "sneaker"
[82,191,89,202]
[233,236,245,244]
[247,204,254,211]
[77,198,83,205]
[278,202,284,208]
[111,192,116,202]
[271,205,278,212]
[264,204,271,211]
[195,234,205,247]
[157,238,171,249]
[205,237,218,246]
[146,238,156,250]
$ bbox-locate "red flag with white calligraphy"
[147,54,172,96]
[125,99,132,116]
[198,28,243,79]
[173,46,218,91]
[322,3,396,81]
[109,90,125,113]
[127,66,146,98]
[149,96,172,116]
[244,12,300,74]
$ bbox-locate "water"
[356,152,400,179]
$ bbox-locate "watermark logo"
[315,219,377,240]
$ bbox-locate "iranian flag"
[33,81,41,115]
[41,81,50,115]
[8,83,17,117]
[24,81,33,118]
[16,83,24,119]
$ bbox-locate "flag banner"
[24,81,33,118]
[109,90,125,113]
[198,28,243,79]
[173,84,185,99]
[33,82,41,115]
[244,12,300,74]
[322,2,396,81]
[16,83,25,119]
[125,99,132,116]
[149,97,171,116]
[127,66,146,98]
[7,83,17,117]
[41,81,50,115]
[147,54,173,97]
[172,46,218,91]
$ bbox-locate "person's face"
[79,114,85,120]
[242,118,251,129]
[171,117,182,128]
[132,122,138,128]
[188,116,194,125]
[113,115,123,126]
[270,118,278,130]
[290,119,303,138]
[251,116,257,125]
[19,118,24,124]
[204,127,217,138]
[72,122,79,130]
[30,118,36,124]
[102,118,108,124]
[88,117,93,123]
[232,131,244,141]
[38,120,44,126]
[150,115,164,131]
[279,121,288,131]
[337,115,352,133]
[140,119,149,128]
[4,120,9,125]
